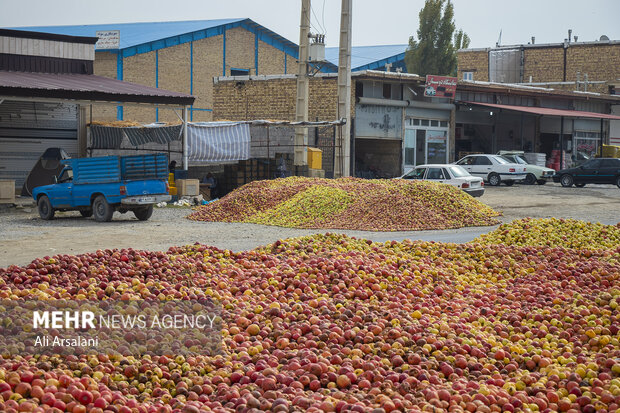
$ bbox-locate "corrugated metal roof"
[9,19,299,60]
[10,19,245,50]
[464,101,620,120]
[0,71,195,105]
[325,44,408,71]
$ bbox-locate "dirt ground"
[1,183,618,268]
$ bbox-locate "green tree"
[405,0,469,77]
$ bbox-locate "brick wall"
[566,43,620,83]
[158,43,191,123]
[258,40,286,75]
[458,43,620,92]
[192,36,223,122]
[457,50,488,81]
[523,47,565,83]
[90,26,299,124]
[225,27,254,74]
[213,76,356,122]
[92,51,118,121]
[123,51,157,122]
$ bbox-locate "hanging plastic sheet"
[123,123,182,146]
[188,122,250,162]
[90,125,124,149]
[89,123,182,148]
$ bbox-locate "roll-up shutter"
[0,100,78,189]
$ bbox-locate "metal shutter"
[0,100,78,189]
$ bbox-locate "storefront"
[403,116,450,174]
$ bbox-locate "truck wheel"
[133,205,153,221]
[93,195,113,222]
[38,196,55,220]
[524,173,537,185]
[80,210,93,218]
[488,173,501,186]
[560,174,574,187]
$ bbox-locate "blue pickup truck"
[32,154,171,222]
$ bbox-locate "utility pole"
[335,0,352,177]
[294,0,310,169]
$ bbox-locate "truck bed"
[64,154,168,184]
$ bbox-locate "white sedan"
[399,164,485,197]
[455,154,527,186]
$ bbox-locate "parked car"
[399,164,485,197]
[498,151,556,185]
[454,154,527,186]
[32,154,171,222]
[553,158,620,188]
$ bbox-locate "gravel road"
[1,182,618,268]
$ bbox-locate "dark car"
[553,158,620,188]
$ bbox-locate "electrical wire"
[321,0,327,36]
[310,3,325,34]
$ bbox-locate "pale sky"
[1,0,618,49]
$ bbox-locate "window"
[440,121,448,128]
[427,168,445,180]
[463,72,473,81]
[355,81,364,98]
[449,166,470,177]
[383,83,391,99]
[457,157,474,166]
[430,120,439,127]
[403,168,426,179]
[492,156,510,165]
[474,156,492,166]
[230,68,249,76]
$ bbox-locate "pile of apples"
[0,226,619,412]
[475,218,620,250]
[188,177,500,231]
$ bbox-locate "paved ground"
[1,182,618,268]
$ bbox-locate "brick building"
[15,20,299,123]
[457,39,620,95]
[214,70,620,177]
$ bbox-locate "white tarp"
[188,122,250,163]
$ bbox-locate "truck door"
[48,168,73,208]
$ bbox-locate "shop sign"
[356,105,403,139]
[424,75,457,98]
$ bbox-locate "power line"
[310,3,325,34]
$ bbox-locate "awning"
[0,71,195,106]
[463,101,620,120]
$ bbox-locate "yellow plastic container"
[307,147,323,169]
[601,144,620,158]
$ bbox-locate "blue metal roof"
[9,19,299,59]
[324,44,408,72]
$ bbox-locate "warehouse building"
[11,19,300,123]
[0,28,194,193]
[12,20,408,123]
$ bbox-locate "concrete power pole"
[294,0,311,168]
[335,0,352,177]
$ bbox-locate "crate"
[176,179,200,196]
[307,148,323,169]
[0,180,15,204]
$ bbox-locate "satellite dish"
[600,35,610,41]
